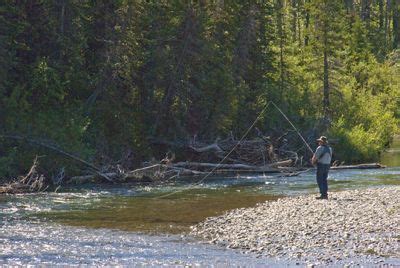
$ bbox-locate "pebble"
[190,186,400,265]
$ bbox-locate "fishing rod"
[270,102,315,154]
[154,101,315,199]
[155,101,274,199]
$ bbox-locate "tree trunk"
[304,0,310,46]
[379,0,384,29]
[361,0,371,25]
[291,0,297,42]
[323,27,330,127]
[385,0,391,47]
[154,7,194,136]
[276,0,285,93]
[60,1,65,36]
[297,0,302,44]
[345,0,354,14]
[393,0,400,49]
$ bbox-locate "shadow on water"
[380,135,400,167]
[1,136,399,266]
[38,188,279,234]
[2,135,399,235]
[30,171,400,234]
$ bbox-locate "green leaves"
[0,0,399,179]
[30,58,66,107]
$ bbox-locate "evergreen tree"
[0,0,399,178]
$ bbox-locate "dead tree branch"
[0,134,114,182]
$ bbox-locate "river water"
[1,140,400,266]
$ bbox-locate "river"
[1,139,399,266]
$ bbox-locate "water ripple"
[0,221,291,266]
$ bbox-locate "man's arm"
[311,146,322,165]
[311,154,318,165]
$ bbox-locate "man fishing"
[311,136,332,200]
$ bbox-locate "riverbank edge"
[190,186,400,266]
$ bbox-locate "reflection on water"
[1,221,293,266]
[39,189,279,233]
[381,135,400,167]
[1,140,400,265]
[1,167,399,236]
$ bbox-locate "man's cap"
[316,136,328,144]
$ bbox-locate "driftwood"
[189,143,223,153]
[187,136,301,167]
[0,157,48,194]
[0,134,114,182]
[68,164,207,184]
[173,159,292,171]
[68,172,119,184]
[174,162,259,170]
[66,133,388,185]
[331,163,385,170]
[267,159,293,168]
[1,132,388,189]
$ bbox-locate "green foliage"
[327,44,400,163]
[0,145,18,179]
[0,0,399,179]
[329,117,395,163]
[30,58,67,108]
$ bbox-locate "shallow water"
[381,135,400,167]
[2,220,296,266]
[2,167,399,234]
[1,138,399,265]
[1,168,399,265]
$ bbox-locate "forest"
[0,0,399,182]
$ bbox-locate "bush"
[329,117,398,163]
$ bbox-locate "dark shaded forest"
[0,0,399,180]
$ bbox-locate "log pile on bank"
[69,137,302,184]
[0,134,387,193]
[0,158,48,194]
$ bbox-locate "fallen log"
[0,134,114,182]
[124,164,164,177]
[167,167,207,176]
[0,183,32,194]
[69,165,163,183]
[55,161,388,185]
[0,157,49,194]
[68,164,207,184]
[330,163,386,170]
[209,169,280,174]
[124,164,206,178]
[173,162,256,170]
[173,159,292,171]
[267,159,293,168]
[189,143,223,153]
[68,172,119,184]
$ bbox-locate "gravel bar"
[191,186,400,265]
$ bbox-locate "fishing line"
[270,102,314,154]
[154,101,314,199]
[154,101,273,199]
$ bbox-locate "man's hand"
[311,155,317,165]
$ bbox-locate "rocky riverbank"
[191,186,400,265]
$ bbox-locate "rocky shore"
[191,187,400,265]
